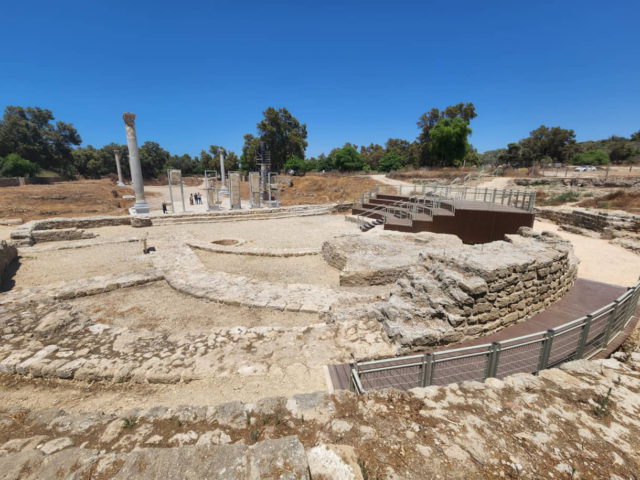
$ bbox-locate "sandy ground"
[98,214,360,250]
[475,176,515,189]
[69,281,321,333]
[533,219,640,286]
[4,243,151,290]
[195,251,340,286]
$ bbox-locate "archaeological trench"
[1,204,640,478]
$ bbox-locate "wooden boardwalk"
[327,278,638,392]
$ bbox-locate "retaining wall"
[537,206,640,234]
[375,229,578,348]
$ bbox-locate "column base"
[129,202,150,215]
[117,182,125,187]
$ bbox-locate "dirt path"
[533,219,640,286]
[475,176,515,189]
[368,174,414,186]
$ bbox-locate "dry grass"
[279,174,381,205]
[577,190,640,213]
[0,179,160,222]
[387,167,479,181]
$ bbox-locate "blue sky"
[2,0,639,157]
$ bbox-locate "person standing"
[162,201,168,214]
[189,193,194,205]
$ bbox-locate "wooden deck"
[327,278,638,392]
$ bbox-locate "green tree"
[417,103,477,166]
[166,154,196,174]
[139,141,170,178]
[331,145,366,171]
[72,146,103,178]
[255,107,307,171]
[479,148,506,166]
[571,149,609,166]
[0,153,40,177]
[284,156,309,173]
[240,134,260,171]
[311,153,333,171]
[0,106,81,176]
[631,130,640,142]
[208,145,239,171]
[519,125,577,165]
[497,143,522,166]
[609,139,635,163]
[359,143,385,170]
[428,118,472,166]
[378,152,405,172]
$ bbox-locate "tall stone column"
[219,151,229,195]
[122,113,150,214]
[114,150,125,187]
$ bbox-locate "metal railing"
[350,281,640,393]
[374,184,536,213]
[353,195,439,226]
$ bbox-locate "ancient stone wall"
[1,355,639,478]
[516,176,640,187]
[333,230,579,349]
[537,206,640,234]
[0,240,17,283]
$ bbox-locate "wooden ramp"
[327,278,638,392]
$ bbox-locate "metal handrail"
[351,280,640,394]
[373,184,536,213]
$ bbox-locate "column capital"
[122,112,136,127]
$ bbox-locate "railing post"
[421,353,434,387]
[492,189,497,203]
[485,342,501,379]
[507,190,513,206]
[602,301,620,346]
[537,329,555,371]
[576,315,593,358]
[483,188,488,202]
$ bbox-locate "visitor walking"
[189,194,194,205]
[162,201,168,214]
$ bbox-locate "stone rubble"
[1,355,639,478]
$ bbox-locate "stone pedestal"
[122,113,150,215]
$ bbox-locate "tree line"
[0,104,638,178]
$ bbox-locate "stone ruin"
[323,228,578,349]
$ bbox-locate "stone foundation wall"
[0,240,17,283]
[31,228,96,243]
[369,230,578,348]
[10,216,132,246]
[537,206,640,234]
[516,176,640,187]
[1,356,639,478]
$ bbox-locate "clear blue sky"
[2,0,639,157]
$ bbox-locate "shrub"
[283,156,309,173]
[378,152,405,172]
[332,146,366,171]
[0,153,41,177]
[571,149,609,166]
[541,190,580,205]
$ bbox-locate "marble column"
[219,151,229,195]
[114,150,125,187]
[122,113,150,214]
